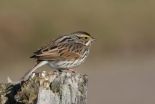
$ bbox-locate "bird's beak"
[91,37,95,42]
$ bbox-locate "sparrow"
[22,31,94,81]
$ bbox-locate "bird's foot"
[68,69,76,73]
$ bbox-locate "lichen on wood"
[0,71,88,104]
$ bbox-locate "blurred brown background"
[0,0,155,104]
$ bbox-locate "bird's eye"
[84,37,88,39]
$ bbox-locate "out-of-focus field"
[0,0,155,104]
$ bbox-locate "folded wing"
[30,42,85,61]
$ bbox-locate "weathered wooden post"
[0,71,88,104]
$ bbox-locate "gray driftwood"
[0,71,88,104]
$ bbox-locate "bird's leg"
[68,68,76,73]
[57,68,76,73]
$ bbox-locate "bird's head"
[73,31,95,46]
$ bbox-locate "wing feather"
[31,42,86,61]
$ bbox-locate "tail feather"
[6,61,48,84]
[7,76,13,83]
[7,76,21,84]
[22,61,48,81]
